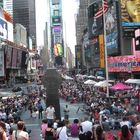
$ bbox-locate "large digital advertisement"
[105,2,118,55]
[121,0,140,26]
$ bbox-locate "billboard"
[7,21,13,42]
[105,1,118,55]
[54,43,63,56]
[108,55,140,72]
[121,0,140,26]
[88,1,103,38]
[0,17,8,39]
[0,49,5,76]
[52,16,61,24]
[53,25,61,32]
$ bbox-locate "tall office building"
[13,0,36,48]
[3,0,13,16]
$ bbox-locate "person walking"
[46,105,55,125]
[12,121,29,140]
[37,100,43,119]
[63,105,69,120]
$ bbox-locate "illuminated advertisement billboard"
[54,43,63,56]
[108,55,140,72]
[105,2,118,55]
[53,25,61,32]
[121,0,140,26]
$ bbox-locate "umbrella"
[88,75,96,79]
[110,83,132,91]
[125,79,140,84]
[94,80,112,87]
[97,76,105,80]
[63,75,73,80]
[84,79,97,85]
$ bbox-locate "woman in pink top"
[69,119,80,137]
[41,119,48,139]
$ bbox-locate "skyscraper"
[3,0,13,17]
[13,0,36,48]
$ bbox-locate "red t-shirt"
[118,130,132,140]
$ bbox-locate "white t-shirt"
[80,120,92,133]
[12,130,29,140]
[57,126,68,140]
[46,107,55,119]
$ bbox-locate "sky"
[36,0,79,55]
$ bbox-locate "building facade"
[75,0,140,79]
[13,0,36,48]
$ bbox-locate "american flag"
[95,0,108,19]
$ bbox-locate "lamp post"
[102,0,109,97]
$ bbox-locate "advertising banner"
[0,49,5,77]
[0,17,8,39]
[6,47,12,68]
[121,0,140,26]
[16,50,22,68]
[12,48,17,68]
[88,10,103,38]
[54,43,63,56]
[99,34,105,68]
[105,2,118,55]
[108,55,140,72]
[31,58,36,69]
[53,25,61,32]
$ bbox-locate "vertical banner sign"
[16,50,22,68]
[12,48,17,68]
[6,47,12,68]
[99,34,105,68]
[0,50,5,76]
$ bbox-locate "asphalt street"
[21,98,88,140]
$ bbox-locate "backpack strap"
[15,130,17,140]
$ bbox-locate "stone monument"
[42,68,62,119]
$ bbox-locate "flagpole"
[102,0,109,97]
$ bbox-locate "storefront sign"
[0,49,4,76]
[108,55,140,72]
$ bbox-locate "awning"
[125,79,140,84]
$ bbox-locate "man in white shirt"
[120,117,130,128]
[80,117,93,134]
[46,105,55,124]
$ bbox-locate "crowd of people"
[0,84,45,140]
[1,72,140,140]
